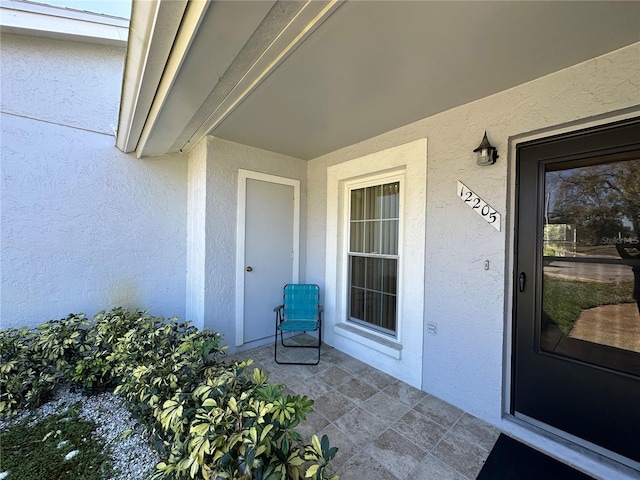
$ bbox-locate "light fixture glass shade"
[474,131,498,166]
[476,149,491,166]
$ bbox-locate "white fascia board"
[134,0,211,159]
[0,0,129,45]
[116,0,189,153]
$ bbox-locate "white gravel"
[0,385,161,480]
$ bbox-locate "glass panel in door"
[541,159,640,376]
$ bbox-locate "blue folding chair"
[274,284,323,365]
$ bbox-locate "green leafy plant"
[33,313,92,376]
[70,308,144,390]
[111,314,226,433]
[304,434,339,480]
[151,363,333,480]
[1,308,339,479]
[0,327,60,416]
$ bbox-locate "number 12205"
[457,181,501,231]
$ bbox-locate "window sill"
[333,323,402,359]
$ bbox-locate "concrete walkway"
[228,335,500,479]
[569,303,640,353]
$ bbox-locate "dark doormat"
[476,434,595,480]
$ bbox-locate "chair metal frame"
[274,284,323,365]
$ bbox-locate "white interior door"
[236,171,299,345]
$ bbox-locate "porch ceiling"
[117,0,640,160]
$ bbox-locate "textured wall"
[307,42,640,425]
[324,139,427,388]
[186,141,208,329]
[0,34,124,135]
[0,33,188,328]
[188,137,307,351]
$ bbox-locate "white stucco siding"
[186,141,208,329]
[324,139,427,388]
[186,137,307,351]
[0,32,188,329]
[1,115,188,328]
[0,33,124,135]
[307,42,640,426]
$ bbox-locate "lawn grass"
[0,402,113,480]
[543,275,635,334]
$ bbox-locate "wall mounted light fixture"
[474,131,499,166]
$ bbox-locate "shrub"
[112,314,227,439]
[0,326,60,416]
[33,313,93,377]
[0,308,339,479]
[70,307,146,390]
[150,362,337,480]
[1,312,97,416]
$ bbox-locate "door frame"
[235,169,300,346]
[503,108,640,467]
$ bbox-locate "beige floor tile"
[432,429,491,479]
[242,345,273,363]
[275,346,320,365]
[271,367,308,386]
[320,348,349,364]
[288,333,319,346]
[316,365,355,387]
[413,394,465,428]
[287,375,333,400]
[409,454,469,480]
[383,381,427,407]
[366,428,427,479]
[232,340,496,480]
[333,407,388,446]
[392,409,448,451]
[295,409,331,445]
[449,413,501,451]
[361,391,412,424]
[335,377,378,405]
[312,390,357,422]
[360,367,399,391]
[339,452,398,480]
[338,355,370,375]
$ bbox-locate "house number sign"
[457,181,501,231]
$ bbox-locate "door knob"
[519,272,526,292]
[246,266,253,272]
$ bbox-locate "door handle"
[246,266,253,272]
[519,272,526,292]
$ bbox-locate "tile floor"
[228,335,501,480]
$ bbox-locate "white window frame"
[343,172,405,340]
[324,138,426,377]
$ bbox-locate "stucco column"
[186,144,207,329]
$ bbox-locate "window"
[326,139,425,363]
[347,180,400,335]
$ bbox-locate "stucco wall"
[0,34,123,135]
[186,137,307,351]
[186,140,208,330]
[324,139,427,388]
[0,33,188,328]
[307,42,640,426]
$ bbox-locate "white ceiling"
[120,1,640,160]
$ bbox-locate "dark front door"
[513,118,640,463]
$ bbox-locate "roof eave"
[115,0,190,154]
